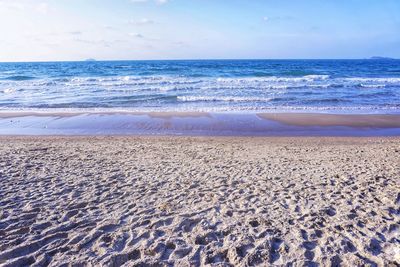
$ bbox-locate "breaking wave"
[0,59,399,113]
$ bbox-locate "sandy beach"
[2,1,400,266]
[0,136,399,266]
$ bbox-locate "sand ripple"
[0,137,399,266]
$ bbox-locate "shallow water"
[1,112,400,136]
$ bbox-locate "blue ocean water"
[0,60,399,113]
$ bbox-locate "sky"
[0,0,399,61]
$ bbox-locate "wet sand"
[258,113,400,128]
[0,136,399,266]
[1,112,400,136]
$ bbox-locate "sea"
[0,59,399,113]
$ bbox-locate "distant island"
[369,56,396,60]
[85,58,96,62]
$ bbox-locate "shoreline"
[258,113,400,128]
[0,111,400,136]
[1,110,400,117]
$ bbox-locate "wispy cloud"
[127,33,161,42]
[69,31,82,35]
[73,38,127,47]
[156,0,168,5]
[35,2,48,14]
[129,33,144,38]
[0,0,49,13]
[128,18,155,25]
[129,0,169,5]
[263,15,296,22]
[0,0,25,10]
[172,41,189,47]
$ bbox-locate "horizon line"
[0,57,398,64]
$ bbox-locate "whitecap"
[177,96,273,102]
[1,88,15,94]
[345,77,400,83]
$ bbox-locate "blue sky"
[0,0,399,61]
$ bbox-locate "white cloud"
[69,31,82,35]
[129,33,144,38]
[0,1,49,13]
[264,16,296,22]
[129,0,169,5]
[35,2,48,14]
[73,38,122,48]
[128,18,155,25]
[0,0,25,10]
[156,0,168,4]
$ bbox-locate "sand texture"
[0,137,399,266]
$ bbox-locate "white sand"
[0,137,399,266]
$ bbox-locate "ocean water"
[0,59,399,113]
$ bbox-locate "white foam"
[303,75,330,80]
[359,84,387,88]
[177,96,273,102]
[344,77,400,83]
[1,88,15,94]
[216,75,330,83]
